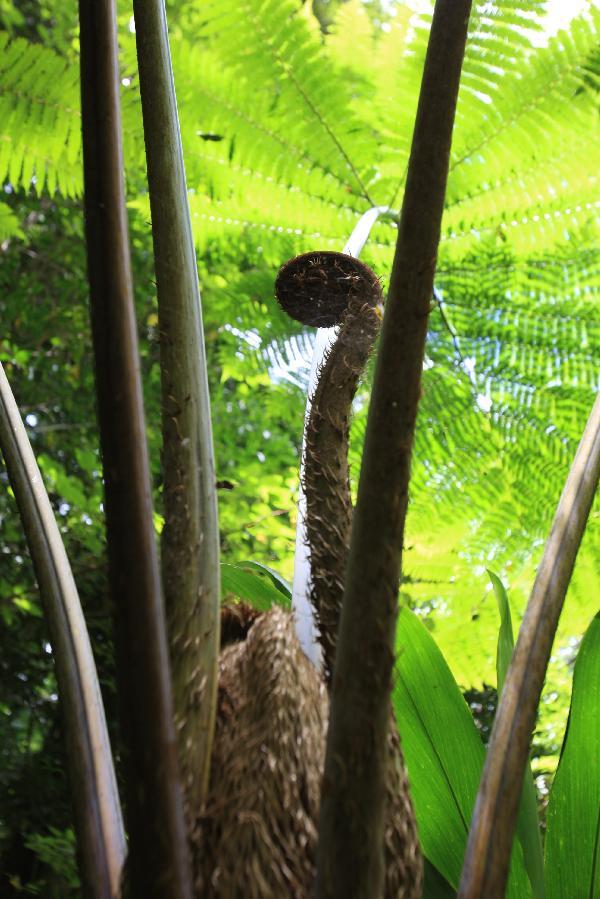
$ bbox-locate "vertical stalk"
[292,205,390,668]
[133,0,221,813]
[0,362,125,899]
[78,2,193,896]
[316,2,472,897]
[458,392,600,899]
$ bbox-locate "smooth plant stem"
[458,391,600,899]
[316,2,472,897]
[78,1,193,896]
[0,362,125,899]
[133,0,221,814]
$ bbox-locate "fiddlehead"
[276,251,383,679]
[277,250,423,899]
[195,252,422,899]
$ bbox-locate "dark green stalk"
[0,362,125,899]
[133,0,221,814]
[316,2,472,897]
[78,1,192,896]
[458,391,600,899]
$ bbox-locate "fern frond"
[199,0,378,204]
[0,201,23,240]
[448,11,600,205]
[0,32,81,195]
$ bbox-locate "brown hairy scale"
[219,601,259,647]
[194,608,420,898]
[193,253,421,898]
[279,250,421,896]
[281,250,421,896]
[194,606,328,898]
[275,250,382,328]
[277,252,384,678]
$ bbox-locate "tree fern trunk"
[79,1,192,895]
[316,1,472,897]
[132,0,221,818]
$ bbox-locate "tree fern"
[132,2,600,696]
[1,1,598,693]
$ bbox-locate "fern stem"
[78,0,193,895]
[316,1,472,896]
[133,0,221,818]
[458,390,600,899]
[283,71,376,206]
[277,252,383,679]
[291,206,390,667]
[0,362,125,899]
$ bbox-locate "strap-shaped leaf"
[544,612,600,899]
[221,561,291,610]
[394,606,530,897]
[459,392,600,898]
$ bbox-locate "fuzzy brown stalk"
[194,606,329,898]
[195,605,420,898]
[195,244,424,896]
[277,251,383,677]
[276,252,422,898]
[304,304,379,677]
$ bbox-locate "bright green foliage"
[155,0,599,693]
[545,612,600,899]
[1,7,598,642]
[0,202,22,240]
[0,32,81,196]
[394,605,531,897]
[234,560,293,600]
[221,560,291,611]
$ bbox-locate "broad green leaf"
[489,570,545,899]
[220,561,291,611]
[545,612,600,899]
[394,607,530,897]
[237,560,292,599]
[422,858,456,899]
[490,569,515,690]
